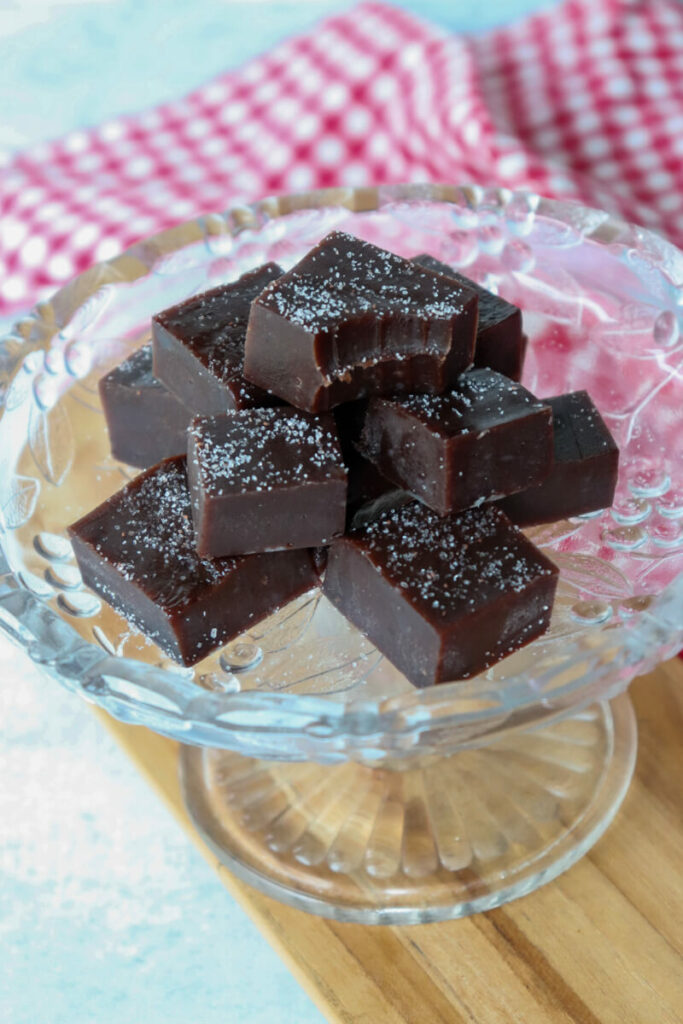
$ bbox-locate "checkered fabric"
[1,0,683,318]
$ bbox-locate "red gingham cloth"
[1,0,683,319]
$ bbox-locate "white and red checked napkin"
[1,0,683,318]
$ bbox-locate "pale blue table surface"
[1,3,557,1022]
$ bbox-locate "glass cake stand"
[1,184,681,924]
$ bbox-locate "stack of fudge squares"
[70,232,619,687]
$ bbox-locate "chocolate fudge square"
[68,455,320,667]
[187,408,347,557]
[498,391,619,526]
[323,501,558,688]
[152,263,283,415]
[414,253,527,381]
[243,231,478,412]
[99,345,192,468]
[357,368,553,515]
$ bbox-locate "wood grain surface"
[97,658,683,1024]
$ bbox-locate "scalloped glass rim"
[0,183,682,759]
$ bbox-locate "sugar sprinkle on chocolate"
[349,501,556,618]
[257,231,473,334]
[189,408,346,495]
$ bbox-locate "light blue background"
[1,3,557,1022]
[1,0,556,153]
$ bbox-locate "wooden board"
[96,658,683,1024]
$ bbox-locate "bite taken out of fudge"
[187,408,348,557]
[413,253,527,382]
[356,368,553,516]
[243,231,479,413]
[152,263,283,416]
[99,344,193,468]
[497,391,619,526]
[68,455,321,667]
[323,500,558,688]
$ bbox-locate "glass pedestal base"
[179,694,637,925]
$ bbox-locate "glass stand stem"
[180,694,637,924]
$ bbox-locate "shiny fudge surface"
[99,345,192,468]
[324,501,558,688]
[187,408,347,556]
[244,231,478,412]
[357,369,553,515]
[152,263,283,415]
[413,253,526,381]
[498,391,619,526]
[68,455,320,666]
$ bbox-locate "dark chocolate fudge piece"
[68,455,320,666]
[152,263,283,415]
[187,408,347,556]
[323,501,558,687]
[243,231,478,412]
[99,345,192,468]
[498,391,619,526]
[357,369,553,515]
[414,253,526,381]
